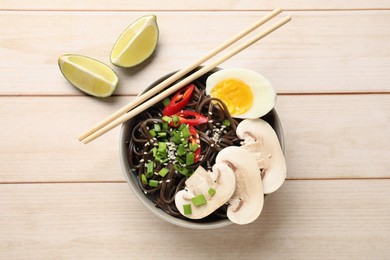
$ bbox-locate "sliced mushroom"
[236,118,286,194]
[175,165,236,219]
[215,146,264,225]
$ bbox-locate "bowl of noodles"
[119,67,285,229]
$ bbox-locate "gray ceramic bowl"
[119,67,285,229]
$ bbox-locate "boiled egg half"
[206,68,276,118]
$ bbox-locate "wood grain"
[1,0,390,11]
[1,11,389,95]
[0,94,388,183]
[1,180,389,259]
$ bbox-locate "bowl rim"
[119,67,285,229]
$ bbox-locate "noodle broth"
[119,67,284,229]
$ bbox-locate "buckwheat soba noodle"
[126,74,243,221]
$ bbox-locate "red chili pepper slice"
[189,126,201,163]
[163,84,195,116]
[170,110,208,126]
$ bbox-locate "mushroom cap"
[236,118,287,194]
[215,146,264,225]
[175,165,236,220]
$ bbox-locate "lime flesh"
[110,15,159,68]
[58,54,119,97]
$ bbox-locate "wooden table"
[1,1,389,259]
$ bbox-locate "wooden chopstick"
[79,8,283,142]
[81,15,292,144]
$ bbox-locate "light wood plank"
[1,11,389,95]
[277,94,390,179]
[0,94,388,182]
[1,0,390,11]
[1,180,389,259]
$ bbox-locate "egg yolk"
[210,78,253,115]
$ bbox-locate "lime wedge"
[58,54,119,97]
[110,15,159,68]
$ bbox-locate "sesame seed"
[153,138,157,141]
[209,120,214,123]
[154,172,159,175]
[153,143,158,146]
[144,142,150,146]
[166,180,171,183]
[140,159,145,162]
[208,111,213,115]
[144,152,148,155]
[144,191,148,194]
[211,144,215,147]
[159,181,163,184]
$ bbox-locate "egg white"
[206,68,276,118]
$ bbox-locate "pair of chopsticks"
[79,8,291,144]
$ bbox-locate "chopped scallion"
[154,124,161,132]
[223,119,231,127]
[208,187,216,197]
[177,146,186,156]
[162,98,171,107]
[183,204,192,215]
[191,194,207,207]
[172,132,182,144]
[162,116,172,123]
[148,129,156,137]
[179,168,190,176]
[158,168,169,177]
[186,152,195,166]
[146,161,154,177]
[190,143,198,152]
[158,142,167,153]
[162,122,168,130]
[181,126,191,138]
[141,174,148,184]
[178,124,186,131]
[172,115,180,127]
[157,132,167,138]
[149,179,159,187]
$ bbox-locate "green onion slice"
[148,129,156,137]
[162,98,170,107]
[158,142,167,153]
[181,126,191,138]
[183,204,192,215]
[191,194,207,207]
[208,187,216,197]
[154,124,161,132]
[149,179,159,187]
[141,174,148,185]
[222,119,231,127]
[172,115,180,127]
[158,168,169,177]
[162,116,172,123]
[146,161,154,178]
[186,152,195,166]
